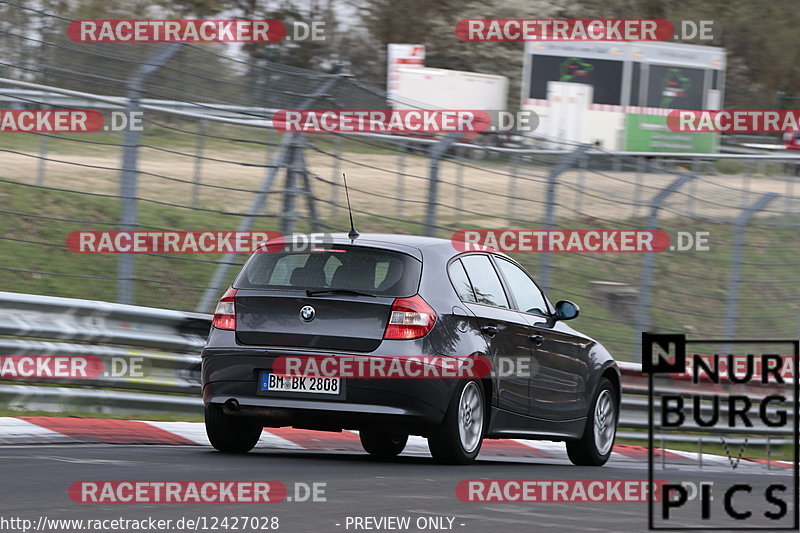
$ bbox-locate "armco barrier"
[0,292,794,444]
[0,291,208,415]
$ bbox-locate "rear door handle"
[480,325,499,336]
[529,334,544,346]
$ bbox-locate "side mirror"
[554,300,580,321]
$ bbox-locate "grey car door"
[492,256,582,421]
[454,254,534,416]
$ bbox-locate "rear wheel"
[359,431,408,459]
[566,378,617,466]
[205,404,263,453]
[428,380,485,465]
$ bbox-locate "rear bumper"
[202,350,452,433]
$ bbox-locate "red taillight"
[383,295,436,340]
[212,287,237,330]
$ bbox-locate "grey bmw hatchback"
[202,233,620,465]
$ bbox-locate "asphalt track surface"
[1,442,796,533]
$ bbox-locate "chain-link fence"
[2,2,800,363]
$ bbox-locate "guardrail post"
[196,74,342,312]
[424,132,463,237]
[766,436,771,470]
[633,172,695,362]
[723,193,778,340]
[698,437,703,469]
[538,144,591,293]
[117,43,183,305]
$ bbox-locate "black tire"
[359,431,408,459]
[428,380,485,465]
[205,404,263,453]
[566,378,617,466]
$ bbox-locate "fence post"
[117,43,182,305]
[36,134,47,186]
[454,146,465,225]
[723,193,778,339]
[785,159,796,216]
[424,132,463,237]
[396,141,407,219]
[296,147,320,233]
[538,144,590,293]
[191,119,206,208]
[329,133,342,219]
[196,73,342,312]
[633,172,695,362]
[280,136,320,235]
[574,150,587,215]
[633,157,645,219]
[740,167,751,208]
[506,153,518,224]
[280,139,302,235]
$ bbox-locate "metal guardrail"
[0,291,209,350]
[0,291,208,415]
[0,293,794,447]
[0,89,279,119]
[0,384,202,416]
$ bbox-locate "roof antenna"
[342,172,359,239]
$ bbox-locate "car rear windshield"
[234,246,422,297]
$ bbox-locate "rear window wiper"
[305,289,376,297]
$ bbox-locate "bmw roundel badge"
[300,305,316,322]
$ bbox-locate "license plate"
[259,373,340,395]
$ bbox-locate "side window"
[448,259,476,303]
[460,255,509,308]
[495,258,549,315]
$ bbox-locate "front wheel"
[566,378,617,466]
[360,431,408,459]
[428,380,485,465]
[205,404,263,453]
